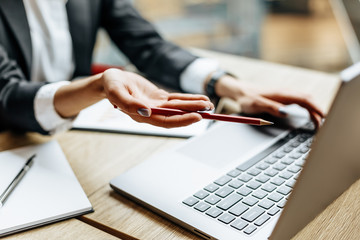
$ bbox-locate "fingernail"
[278,107,288,116]
[137,108,150,117]
[113,104,118,109]
[201,107,211,111]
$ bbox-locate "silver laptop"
[331,0,360,63]
[110,63,360,240]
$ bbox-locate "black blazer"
[0,0,197,134]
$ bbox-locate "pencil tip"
[260,120,274,126]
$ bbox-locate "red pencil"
[150,107,273,126]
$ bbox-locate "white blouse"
[23,0,218,134]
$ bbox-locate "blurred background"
[94,0,351,74]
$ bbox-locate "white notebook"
[72,99,211,138]
[0,140,93,237]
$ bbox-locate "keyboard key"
[246,181,261,190]
[268,206,281,216]
[252,189,268,199]
[241,206,265,222]
[290,141,300,148]
[273,152,285,159]
[227,169,241,178]
[295,159,306,167]
[261,183,277,193]
[229,202,249,216]
[214,175,232,186]
[273,163,286,171]
[230,219,248,231]
[238,173,252,182]
[282,146,293,153]
[277,199,287,208]
[182,197,199,207]
[298,147,309,154]
[265,156,278,164]
[281,157,295,165]
[194,190,209,200]
[204,183,219,193]
[215,186,234,198]
[194,202,211,212]
[279,171,293,180]
[206,207,223,218]
[264,169,278,177]
[277,186,292,195]
[218,213,236,224]
[257,163,270,170]
[205,195,221,205]
[270,177,285,186]
[243,225,257,235]
[258,199,275,210]
[243,196,259,206]
[286,179,296,188]
[228,179,244,189]
[254,214,271,226]
[248,168,261,176]
[237,187,252,196]
[217,193,242,210]
[256,175,270,183]
[289,152,302,159]
[268,192,284,202]
[288,166,301,173]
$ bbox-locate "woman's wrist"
[215,74,245,100]
[54,72,106,118]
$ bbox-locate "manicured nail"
[278,107,288,116]
[113,104,118,109]
[137,108,150,117]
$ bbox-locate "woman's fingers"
[107,85,151,116]
[168,93,211,101]
[160,99,214,112]
[240,96,286,117]
[309,111,322,129]
[261,92,325,118]
[129,112,202,128]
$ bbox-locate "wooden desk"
[2,219,120,240]
[3,50,359,240]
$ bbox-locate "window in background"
[92,0,349,73]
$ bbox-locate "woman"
[0,0,323,135]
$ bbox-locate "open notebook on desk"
[72,99,211,138]
[0,140,93,237]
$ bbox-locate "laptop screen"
[332,0,360,62]
[342,0,360,44]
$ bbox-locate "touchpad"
[177,122,286,168]
[177,105,310,168]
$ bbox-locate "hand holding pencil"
[150,107,273,126]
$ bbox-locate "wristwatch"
[205,70,233,102]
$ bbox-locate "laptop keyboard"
[182,129,314,236]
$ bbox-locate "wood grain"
[2,219,120,240]
[1,49,347,239]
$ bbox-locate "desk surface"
[3,50,359,240]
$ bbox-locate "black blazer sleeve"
[100,0,198,91]
[0,45,47,134]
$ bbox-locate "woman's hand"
[55,69,213,128]
[214,75,325,128]
[102,69,214,128]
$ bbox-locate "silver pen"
[0,154,36,208]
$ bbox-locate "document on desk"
[72,99,211,138]
[0,140,93,237]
